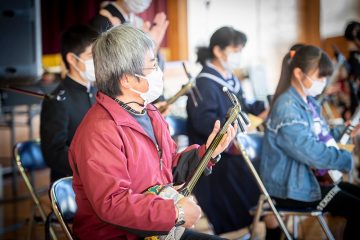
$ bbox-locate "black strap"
[104,4,126,24]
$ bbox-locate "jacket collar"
[96,91,164,137]
[64,76,90,92]
[199,62,241,93]
[205,61,232,79]
[288,86,311,111]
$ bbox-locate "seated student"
[260,45,360,239]
[40,25,98,182]
[69,24,236,240]
[91,0,152,30]
[90,0,168,53]
[186,26,267,235]
[344,21,360,117]
[91,0,171,113]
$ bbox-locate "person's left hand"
[324,82,341,95]
[351,123,360,139]
[142,12,169,51]
[258,109,269,120]
[205,120,237,158]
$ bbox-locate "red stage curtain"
[42,0,167,55]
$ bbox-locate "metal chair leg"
[317,215,335,240]
[26,207,35,240]
[16,163,57,240]
[45,212,52,240]
[292,216,299,240]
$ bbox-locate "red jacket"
[69,92,208,240]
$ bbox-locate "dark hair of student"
[196,26,247,66]
[344,21,360,41]
[270,45,334,110]
[61,24,99,70]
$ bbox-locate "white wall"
[187,0,299,94]
[186,0,360,95]
[320,0,360,38]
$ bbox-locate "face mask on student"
[226,51,242,70]
[124,0,152,14]
[130,68,164,105]
[300,74,327,97]
[220,51,242,72]
[72,54,96,83]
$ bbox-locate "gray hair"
[93,24,155,98]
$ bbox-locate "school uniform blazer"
[40,76,96,182]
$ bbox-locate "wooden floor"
[0,167,349,240]
[0,168,67,240]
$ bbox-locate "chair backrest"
[50,176,76,240]
[14,140,47,170]
[237,133,264,163]
[165,116,188,137]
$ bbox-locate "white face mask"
[226,51,242,70]
[130,68,164,105]
[124,0,152,14]
[72,54,96,82]
[300,74,327,97]
[219,51,242,72]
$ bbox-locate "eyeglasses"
[142,58,159,72]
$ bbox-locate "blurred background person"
[186,26,266,235]
[344,21,360,116]
[40,24,99,182]
[260,45,360,240]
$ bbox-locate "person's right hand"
[142,12,169,51]
[176,196,201,228]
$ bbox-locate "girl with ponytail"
[186,26,266,235]
[260,45,360,239]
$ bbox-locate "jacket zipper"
[156,144,163,170]
[119,120,166,182]
[155,144,165,183]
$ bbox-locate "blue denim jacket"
[260,87,352,202]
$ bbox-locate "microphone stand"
[223,87,292,240]
[1,86,66,101]
[0,85,65,201]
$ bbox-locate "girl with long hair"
[260,45,360,239]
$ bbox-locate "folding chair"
[243,134,335,240]
[251,195,335,240]
[166,115,188,150]
[14,140,57,240]
[165,115,188,137]
[50,176,76,240]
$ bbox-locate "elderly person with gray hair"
[68,24,235,240]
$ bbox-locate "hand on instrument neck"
[205,120,238,158]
